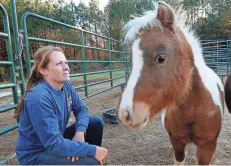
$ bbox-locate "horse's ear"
[157,1,175,33]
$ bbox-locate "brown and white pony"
[116,1,231,165]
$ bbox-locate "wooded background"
[0,0,231,81]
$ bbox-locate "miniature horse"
[116,1,231,165]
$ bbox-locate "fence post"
[108,39,113,87]
[124,44,129,81]
[21,13,32,73]
[10,0,25,95]
[228,40,231,74]
[0,4,18,105]
[80,30,88,97]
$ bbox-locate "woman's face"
[42,51,70,84]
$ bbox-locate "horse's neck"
[174,68,204,109]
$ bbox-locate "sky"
[64,0,109,11]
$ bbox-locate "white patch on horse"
[161,108,166,129]
[123,1,224,117]
[180,24,224,117]
[119,39,144,115]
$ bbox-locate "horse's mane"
[123,1,204,72]
[124,2,192,43]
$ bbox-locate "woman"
[14,46,108,165]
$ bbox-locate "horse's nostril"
[143,117,148,123]
[126,110,131,121]
[124,110,133,123]
[120,109,133,125]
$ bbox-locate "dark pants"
[34,115,104,165]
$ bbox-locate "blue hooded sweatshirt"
[15,81,96,164]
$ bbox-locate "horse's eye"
[155,54,166,64]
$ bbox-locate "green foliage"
[104,0,153,40]
[1,0,230,44]
[0,0,230,82]
[105,0,231,40]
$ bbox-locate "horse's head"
[117,1,196,130]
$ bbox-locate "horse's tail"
[224,74,231,113]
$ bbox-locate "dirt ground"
[1,83,231,165]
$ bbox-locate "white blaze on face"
[118,38,144,118]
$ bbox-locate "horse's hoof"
[174,159,185,165]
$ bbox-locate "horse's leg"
[169,135,186,165]
[196,139,217,165]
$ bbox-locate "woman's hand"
[67,131,85,162]
[72,131,85,142]
[95,146,108,165]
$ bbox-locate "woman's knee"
[89,115,104,130]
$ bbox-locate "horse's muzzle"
[117,109,149,130]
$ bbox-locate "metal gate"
[202,40,231,83]
[21,12,129,99]
[0,4,20,136]
[0,3,23,165]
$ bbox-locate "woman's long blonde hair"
[14,46,64,118]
